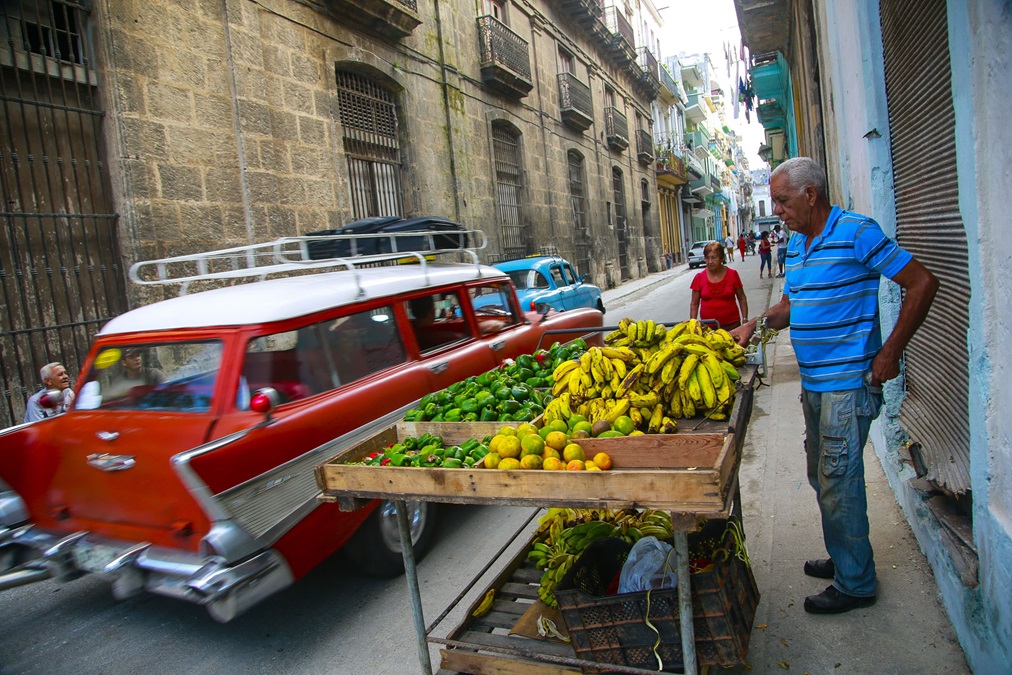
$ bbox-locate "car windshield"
[75,341,224,412]
[505,269,549,290]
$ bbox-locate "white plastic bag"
[617,536,678,593]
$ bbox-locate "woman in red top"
[689,242,748,330]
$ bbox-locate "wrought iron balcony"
[477,15,533,99]
[604,106,629,151]
[603,5,636,66]
[635,47,660,99]
[558,72,593,131]
[325,0,421,40]
[636,129,654,164]
[559,0,603,28]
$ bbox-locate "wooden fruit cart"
[316,366,757,674]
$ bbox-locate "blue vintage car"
[491,256,605,314]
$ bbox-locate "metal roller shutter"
[880,0,970,494]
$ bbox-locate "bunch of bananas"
[527,507,673,607]
[546,319,748,428]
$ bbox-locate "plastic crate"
[555,523,759,672]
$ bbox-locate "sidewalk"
[604,265,969,673]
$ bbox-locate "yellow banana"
[580,351,593,374]
[601,347,634,362]
[687,368,703,405]
[682,390,696,418]
[629,391,659,409]
[648,403,664,433]
[703,353,726,389]
[696,363,716,409]
[721,360,740,382]
[552,360,579,382]
[630,406,643,427]
[677,354,700,389]
[660,355,683,385]
[615,363,645,397]
[667,387,683,418]
[611,358,627,379]
[472,589,495,618]
[660,416,678,434]
[605,398,631,424]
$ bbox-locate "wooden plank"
[577,432,726,467]
[457,630,577,659]
[439,648,580,675]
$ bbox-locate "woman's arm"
[689,289,701,320]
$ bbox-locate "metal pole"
[396,500,432,675]
[674,530,697,674]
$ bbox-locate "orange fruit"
[519,454,544,470]
[520,434,545,457]
[542,447,561,461]
[498,425,517,436]
[543,457,564,471]
[488,434,505,454]
[545,431,569,451]
[483,452,501,469]
[498,436,522,459]
[498,457,521,470]
[584,460,598,470]
[566,459,585,471]
[567,414,588,430]
[516,422,537,435]
[572,421,593,436]
[593,452,613,471]
[586,465,603,472]
[547,419,569,434]
[562,443,585,463]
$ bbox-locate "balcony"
[477,15,533,99]
[684,151,704,180]
[603,5,636,67]
[636,129,654,164]
[604,106,629,151]
[685,128,710,153]
[658,61,679,101]
[559,0,603,28]
[324,0,421,40]
[558,72,593,131]
[634,47,661,100]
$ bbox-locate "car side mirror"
[38,389,66,409]
[579,273,590,283]
[534,302,552,322]
[250,387,282,423]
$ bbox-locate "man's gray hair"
[40,362,63,383]
[771,157,829,201]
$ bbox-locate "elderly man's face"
[45,365,70,391]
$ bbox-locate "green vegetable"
[441,458,463,469]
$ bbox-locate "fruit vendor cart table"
[316,365,758,674]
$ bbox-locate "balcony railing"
[636,129,653,164]
[477,15,533,98]
[659,62,678,97]
[325,0,420,40]
[559,0,603,26]
[604,106,629,151]
[603,5,636,65]
[558,72,593,131]
[634,47,660,99]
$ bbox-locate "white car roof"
[100,264,507,335]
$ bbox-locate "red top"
[759,238,771,254]
[691,267,743,327]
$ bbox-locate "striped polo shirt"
[783,206,912,392]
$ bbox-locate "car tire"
[596,299,606,314]
[341,500,438,578]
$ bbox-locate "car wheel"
[596,299,605,314]
[342,500,438,578]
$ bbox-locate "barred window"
[492,121,530,259]
[336,69,403,219]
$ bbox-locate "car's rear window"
[76,341,223,412]
[239,306,407,408]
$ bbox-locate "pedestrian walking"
[774,224,789,277]
[732,157,938,614]
[24,362,75,422]
[724,235,735,263]
[737,235,747,261]
[758,231,772,278]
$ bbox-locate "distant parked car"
[488,256,605,314]
[687,240,717,269]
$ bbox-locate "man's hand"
[869,348,900,386]
[730,319,757,347]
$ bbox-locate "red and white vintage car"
[0,230,602,621]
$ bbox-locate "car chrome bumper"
[0,524,293,622]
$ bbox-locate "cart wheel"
[342,500,438,578]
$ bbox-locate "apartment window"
[559,49,573,73]
[336,69,403,219]
[484,0,507,22]
[492,121,529,258]
[605,86,616,108]
[568,151,590,275]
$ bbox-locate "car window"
[406,291,472,352]
[468,282,522,335]
[563,263,579,284]
[550,266,569,287]
[77,341,223,412]
[240,306,407,408]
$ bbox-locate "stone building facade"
[98,0,662,295]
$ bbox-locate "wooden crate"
[315,422,738,515]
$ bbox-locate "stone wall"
[93,0,661,305]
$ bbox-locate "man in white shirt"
[724,235,736,262]
[24,362,75,422]
[774,224,789,277]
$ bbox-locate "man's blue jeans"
[801,377,883,598]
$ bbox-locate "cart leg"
[674,530,697,675]
[395,500,432,675]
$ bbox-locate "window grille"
[568,151,591,276]
[492,123,529,259]
[336,70,402,218]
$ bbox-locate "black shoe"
[804,558,835,579]
[804,585,876,614]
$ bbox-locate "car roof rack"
[129,229,489,296]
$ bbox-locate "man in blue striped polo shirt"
[732,157,938,614]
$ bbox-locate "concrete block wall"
[94,0,661,305]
